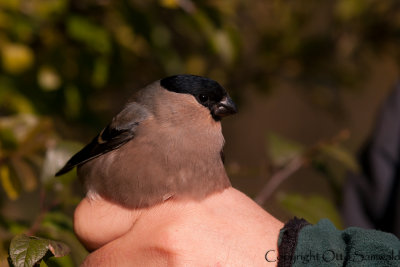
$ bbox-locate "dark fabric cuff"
[277,217,311,267]
[277,218,400,267]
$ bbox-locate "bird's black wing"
[55,102,148,176]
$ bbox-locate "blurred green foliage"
[0,114,86,266]
[0,0,399,123]
[279,194,343,228]
[0,0,400,265]
[263,131,357,228]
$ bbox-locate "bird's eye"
[198,94,209,103]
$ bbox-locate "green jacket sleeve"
[277,218,400,266]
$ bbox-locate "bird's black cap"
[160,75,226,99]
[160,74,237,120]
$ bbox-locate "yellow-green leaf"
[64,85,81,119]
[319,144,359,172]
[279,193,343,229]
[1,43,34,74]
[92,57,109,88]
[67,16,111,54]
[0,165,19,200]
[266,133,304,167]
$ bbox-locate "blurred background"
[1,0,400,265]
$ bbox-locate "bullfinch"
[56,74,237,208]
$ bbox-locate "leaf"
[47,240,69,257]
[1,43,34,74]
[38,227,88,265]
[0,165,20,200]
[279,193,343,229]
[67,16,111,54]
[64,85,82,119]
[319,144,359,172]
[92,57,109,88]
[9,235,70,267]
[266,133,304,167]
[9,235,50,267]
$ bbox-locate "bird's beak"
[212,96,238,118]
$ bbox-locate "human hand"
[74,187,283,266]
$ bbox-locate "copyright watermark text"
[265,249,400,264]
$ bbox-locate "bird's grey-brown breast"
[79,83,230,208]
